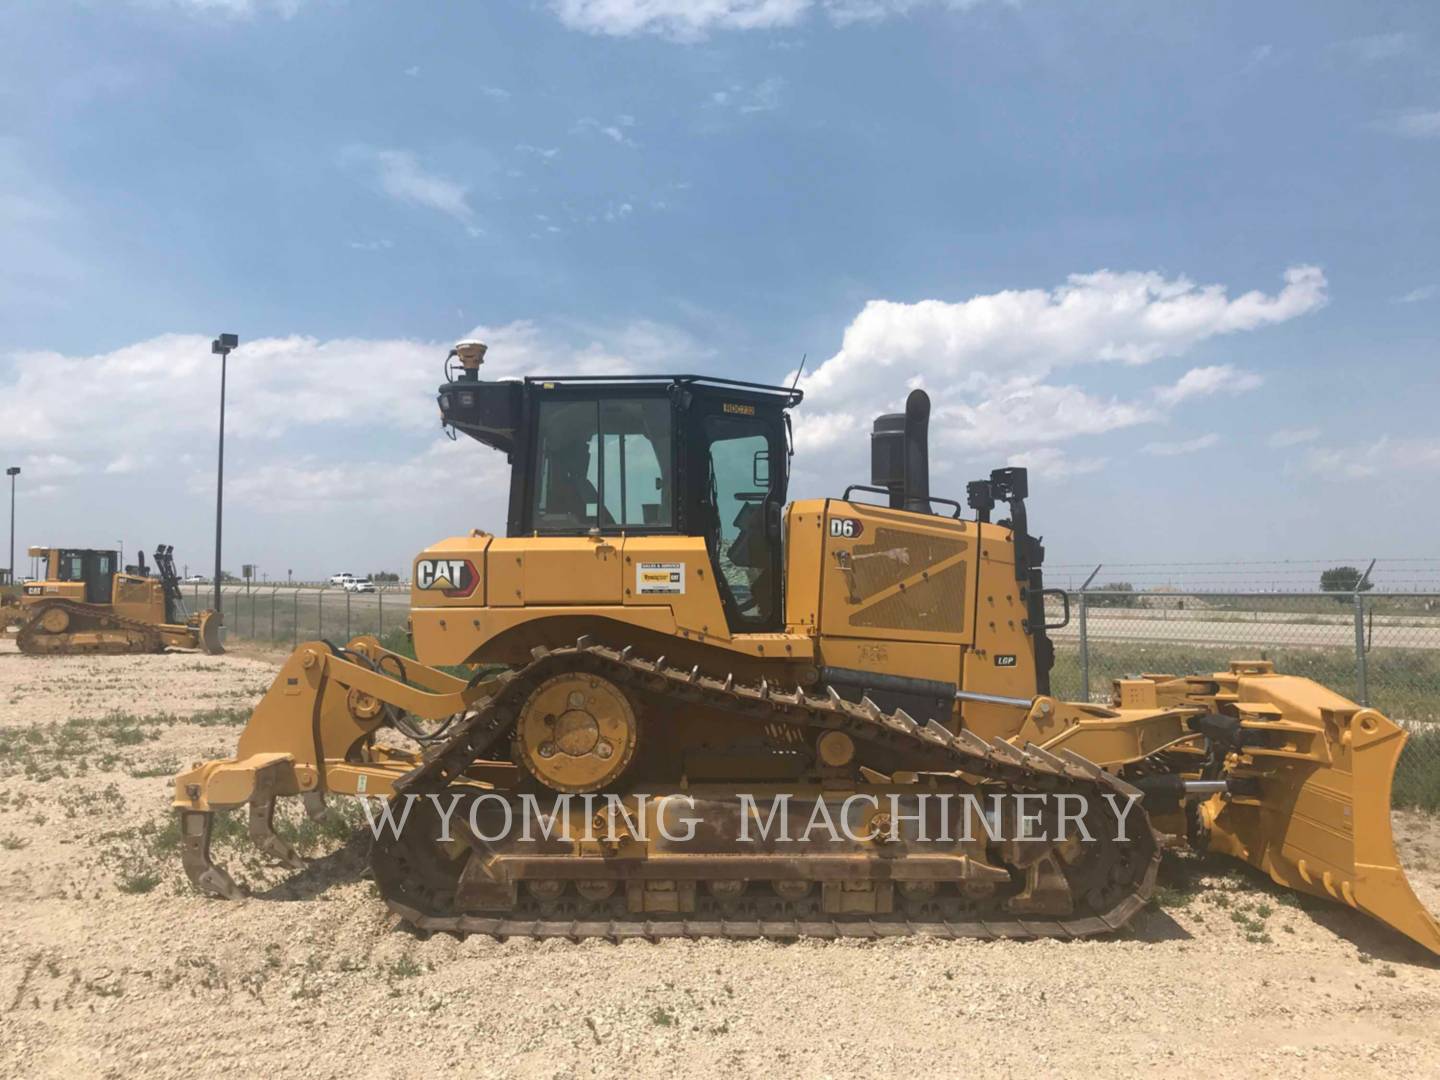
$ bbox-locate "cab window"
[703,415,777,624]
[530,398,673,532]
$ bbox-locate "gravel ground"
[0,641,1437,1079]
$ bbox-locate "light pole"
[212,333,238,619]
[6,467,18,584]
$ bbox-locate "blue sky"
[1,1,1437,583]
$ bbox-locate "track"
[15,599,163,655]
[373,638,1161,941]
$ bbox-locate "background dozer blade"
[197,610,224,655]
[1198,681,1440,955]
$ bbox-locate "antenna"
[790,353,807,392]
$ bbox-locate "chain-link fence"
[1043,589,1440,809]
[185,584,409,650]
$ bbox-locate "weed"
[117,871,162,894]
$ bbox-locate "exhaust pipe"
[870,388,933,514]
[902,389,930,514]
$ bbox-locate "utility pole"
[212,333,239,620]
[5,467,19,583]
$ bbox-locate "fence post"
[378,589,384,638]
[1353,591,1369,707]
[250,588,257,639]
[318,587,324,639]
[293,590,299,648]
[346,588,352,640]
[270,587,278,642]
[1077,564,1101,703]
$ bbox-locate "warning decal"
[637,562,685,595]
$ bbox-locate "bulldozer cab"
[32,547,119,605]
[440,374,801,632]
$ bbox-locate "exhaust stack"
[869,389,933,514]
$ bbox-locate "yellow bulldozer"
[6,544,222,655]
[173,342,1438,953]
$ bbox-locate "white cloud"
[792,266,1323,468]
[516,144,561,161]
[348,239,394,252]
[142,0,307,16]
[1376,109,1440,140]
[939,383,1157,451]
[550,0,980,39]
[1154,364,1263,407]
[225,438,510,514]
[344,147,480,234]
[1142,433,1220,457]
[21,453,86,478]
[780,267,1326,499]
[1004,447,1107,481]
[801,266,1323,403]
[1268,427,1319,448]
[1393,284,1437,304]
[0,320,707,573]
[0,320,703,483]
[1336,32,1416,64]
[552,0,810,39]
[712,77,785,114]
[1302,437,1440,480]
[576,116,638,147]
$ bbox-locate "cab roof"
[519,374,803,408]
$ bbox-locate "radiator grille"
[848,559,968,634]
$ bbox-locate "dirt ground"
[0,642,1437,1080]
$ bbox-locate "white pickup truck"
[328,572,356,586]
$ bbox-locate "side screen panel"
[817,501,976,645]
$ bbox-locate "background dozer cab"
[9,544,222,655]
[173,342,1438,954]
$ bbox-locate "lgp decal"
[415,558,479,598]
[994,654,1017,667]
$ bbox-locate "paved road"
[1049,616,1440,651]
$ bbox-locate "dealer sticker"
[637,562,685,595]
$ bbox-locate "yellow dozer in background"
[173,342,1438,953]
[7,544,222,655]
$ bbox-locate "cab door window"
[703,416,778,626]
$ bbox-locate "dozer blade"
[197,609,224,655]
[1197,672,1440,955]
